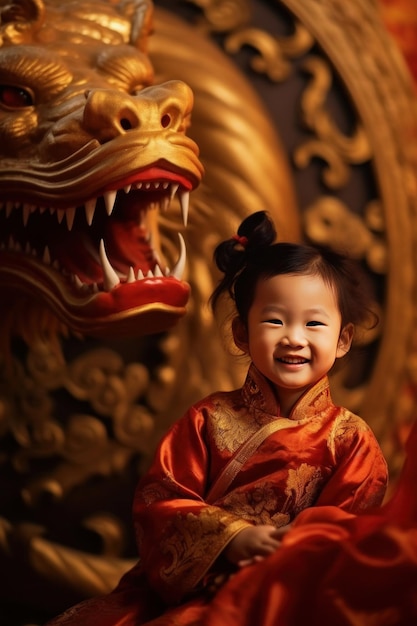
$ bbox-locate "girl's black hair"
[210,211,377,331]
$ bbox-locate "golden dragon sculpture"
[0,0,204,347]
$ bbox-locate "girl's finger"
[237,555,265,568]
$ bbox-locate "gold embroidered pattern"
[220,482,291,527]
[138,473,179,505]
[290,376,330,420]
[208,366,282,453]
[284,463,324,514]
[208,398,262,453]
[327,409,369,458]
[160,508,247,590]
[219,464,323,526]
[241,370,272,414]
[206,417,301,503]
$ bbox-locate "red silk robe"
[46,364,388,626]
[203,420,417,626]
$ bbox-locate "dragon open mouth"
[0,165,196,336]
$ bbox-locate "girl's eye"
[306,321,324,327]
[265,319,283,325]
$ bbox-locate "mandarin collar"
[241,363,332,421]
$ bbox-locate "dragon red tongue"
[102,218,156,277]
[98,232,186,293]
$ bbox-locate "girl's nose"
[279,329,306,348]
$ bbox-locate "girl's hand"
[224,524,290,566]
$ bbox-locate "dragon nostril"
[161,114,171,128]
[120,118,133,131]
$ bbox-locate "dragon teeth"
[99,239,120,292]
[2,181,189,231]
[104,190,117,216]
[73,274,84,289]
[70,235,187,293]
[169,183,179,200]
[127,266,135,283]
[65,207,77,230]
[84,198,96,225]
[179,190,189,226]
[23,204,31,226]
[2,181,190,289]
[43,246,51,264]
[160,195,170,212]
[170,233,186,279]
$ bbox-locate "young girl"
[46,211,387,626]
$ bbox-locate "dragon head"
[0,0,203,344]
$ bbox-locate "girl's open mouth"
[277,357,309,365]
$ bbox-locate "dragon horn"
[125,0,154,53]
[0,0,45,45]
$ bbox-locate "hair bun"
[237,211,276,251]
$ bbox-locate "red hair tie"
[232,234,248,248]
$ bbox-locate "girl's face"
[233,273,353,416]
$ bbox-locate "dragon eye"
[0,85,33,108]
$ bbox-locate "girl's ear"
[336,323,354,358]
[232,317,249,353]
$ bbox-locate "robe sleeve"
[133,404,251,604]
[314,409,388,511]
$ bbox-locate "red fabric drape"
[380,0,417,86]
